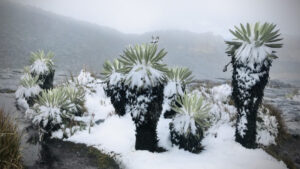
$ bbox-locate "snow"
[211,84,231,103]
[57,81,287,169]
[256,107,279,146]
[236,67,266,90]
[16,97,29,112]
[15,85,41,99]
[77,69,95,86]
[164,81,184,98]
[237,110,247,137]
[66,115,286,169]
[162,81,184,115]
[33,106,62,127]
[172,114,197,135]
[109,71,124,86]
[235,41,272,68]
[125,64,164,89]
[30,59,49,75]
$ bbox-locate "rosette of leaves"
[118,43,168,152]
[29,87,70,139]
[63,86,85,117]
[225,22,283,148]
[29,50,55,90]
[101,59,127,116]
[15,73,41,109]
[164,67,193,118]
[169,92,210,153]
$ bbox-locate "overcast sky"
[18,0,300,37]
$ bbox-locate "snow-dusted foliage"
[286,89,300,102]
[16,75,41,99]
[226,23,283,148]
[211,84,232,103]
[29,50,55,90]
[15,73,41,110]
[163,67,193,118]
[26,88,69,127]
[256,106,278,146]
[119,43,168,89]
[226,23,282,66]
[101,59,127,116]
[192,84,279,147]
[101,59,124,86]
[62,85,85,117]
[26,85,86,138]
[169,92,210,153]
[77,69,95,86]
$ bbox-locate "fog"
[18,0,300,37]
[1,0,300,83]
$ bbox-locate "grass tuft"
[0,109,23,169]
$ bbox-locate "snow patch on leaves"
[126,64,164,89]
[30,59,49,75]
[256,107,279,146]
[15,85,41,99]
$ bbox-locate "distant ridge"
[0,0,299,81]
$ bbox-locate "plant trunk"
[32,70,55,90]
[232,58,271,148]
[105,82,127,116]
[127,84,164,152]
[135,122,158,151]
[169,122,203,153]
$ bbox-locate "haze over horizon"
[16,0,300,38]
[1,0,300,84]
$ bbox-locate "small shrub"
[29,50,55,90]
[15,73,41,110]
[0,109,23,169]
[225,22,283,148]
[163,67,193,118]
[169,92,210,153]
[101,59,127,116]
[62,86,85,117]
[26,85,85,139]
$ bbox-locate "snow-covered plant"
[163,67,193,118]
[169,92,210,153]
[256,106,278,146]
[26,83,87,139]
[32,88,69,126]
[101,59,127,116]
[15,74,41,110]
[77,69,95,86]
[119,43,168,152]
[25,87,69,139]
[225,22,283,148]
[29,50,55,89]
[119,43,168,88]
[101,59,124,85]
[63,86,85,117]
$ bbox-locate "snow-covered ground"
[0,69,296,169]
[49,72,288,169]
[65,115,286,169]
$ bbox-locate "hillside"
[0,0,299,81]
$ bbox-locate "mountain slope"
[0,0,299,81]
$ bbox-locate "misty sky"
[18,0,300,37]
